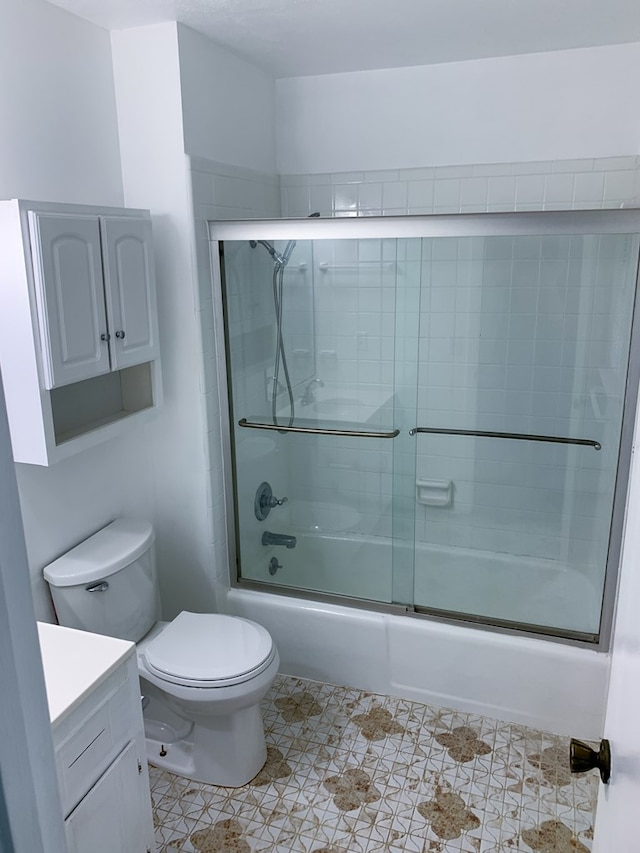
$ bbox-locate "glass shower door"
[410,232,639,639]
[222,236,403,604]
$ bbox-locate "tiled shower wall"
[280,156,640,217]
[279,156,640,613]
[192,153,640,615]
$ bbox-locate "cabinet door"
[65,741,153,853]
[28,212,111,389]
[100,217,159,370]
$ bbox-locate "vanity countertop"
[37,622,134,728]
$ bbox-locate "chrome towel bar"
[238,419,600,448]
[238,419,400,439]
[408,426,601,450]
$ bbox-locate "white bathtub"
[246,531,602,634]
[229,533,609,739]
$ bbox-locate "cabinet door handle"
[100,332,111,342]
[115,330,126,339]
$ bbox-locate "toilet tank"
[43,519,160,643]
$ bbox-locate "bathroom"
[2,0,640,850]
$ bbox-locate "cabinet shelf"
[51,363,155,445]
[0,199,162,465]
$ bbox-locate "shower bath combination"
[218,211,640,657]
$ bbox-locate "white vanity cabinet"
[38,622,156,853]
[0,200,162,465]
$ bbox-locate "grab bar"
[409,426,601,450]
[238,418,400,439]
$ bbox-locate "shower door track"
[234,577,600,646]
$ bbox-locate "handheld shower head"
[250,239,286,265]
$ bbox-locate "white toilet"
[43,518,280,787]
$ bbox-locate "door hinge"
[137,759,143,774]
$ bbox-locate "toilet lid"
[143,612,274,686]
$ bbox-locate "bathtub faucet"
[262,531,297,549]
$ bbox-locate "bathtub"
[228,532,609,739]
[245,530,601,634]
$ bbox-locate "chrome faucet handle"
[268,495,288,508]
[254,482,287,520]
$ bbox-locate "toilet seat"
[142,611,276,688]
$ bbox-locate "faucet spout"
[262,531,297,549]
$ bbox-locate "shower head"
[250,213,318,265]
[250,238,286,266]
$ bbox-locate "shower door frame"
[210,210,640,651]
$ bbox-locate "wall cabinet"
[0,200,162,465]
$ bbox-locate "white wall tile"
[383,181,408,210]
[516,174,545,204]
[433,178,461,208]
[573,172,606,203]
[487,176,517,206]
[544,173,575,205]
[604,170,636,203]
[460,177,489,207]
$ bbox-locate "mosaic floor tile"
[151,674,598,853]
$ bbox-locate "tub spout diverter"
[262,531,297,549]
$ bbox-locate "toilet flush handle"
[85,581,109,592]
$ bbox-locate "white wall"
[111,23,217,617]
[177,25,276,174]
[276,43,640,175]
[0,0,123,204]
[0,0,154,621]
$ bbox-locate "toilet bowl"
[43,518,279,787]
[137,613,280,785]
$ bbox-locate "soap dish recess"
[416,479,453,507]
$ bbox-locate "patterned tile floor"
[151,674,598,853]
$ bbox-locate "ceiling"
[46,0,640,78]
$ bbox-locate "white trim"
[209,209,640,241]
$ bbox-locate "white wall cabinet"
[29,212,111,388]
[0,200,162,465]
[99,216,159,372]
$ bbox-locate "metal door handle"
[100,333,111,342]
[115,330,126,339]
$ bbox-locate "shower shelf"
[238,418,399,439]
[409,426,601,450]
